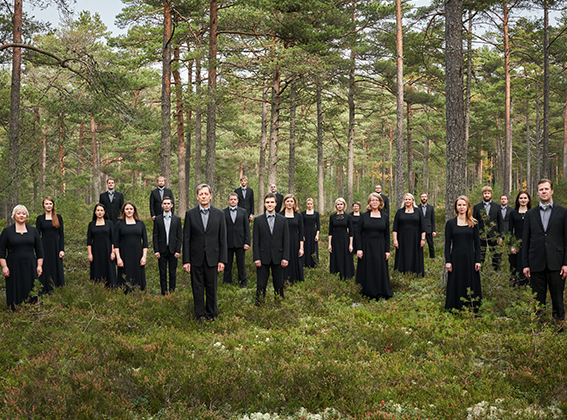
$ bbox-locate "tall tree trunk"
[563,67,567,180]
[173,44,187,214]
[59,111,65,194]
[347,44,355,207]
[423,121,430,193]
[91,115,101,201]
[184,59,193,211]
[41,128,47,197]
[317,85,325,214]
[267,64,280,186]
[526,95,531,193]
[258,81,269,211]
[195,58,203,190]
[406,102,413,194]
[8,0,22,222]
[535,88,541,184]
[464,11,472,149]
[503,2,512,195]
[444,0,466,220]
[288,80,296,194]
[206,0,218,192]
[395,0,404,209]
[160,0,172,185]
[542,0,550,178]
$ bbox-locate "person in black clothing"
[375,184,390,217]
[150,176,175,220]
[270,184,284,213]
[523,179,567,326]
[329,197,354,279]
[302,198,320,268]
[509,191,531,286]
[223,193,251,288]
[234,176,255,221]
[99,178,124,224]
[36,196,65,292]
[87,203,116,287]
[473,185,501,270]
[418,193,436,258]
[153,197,182,295]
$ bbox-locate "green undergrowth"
[0,218,566,419]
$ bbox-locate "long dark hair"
[92,203,109,222]
[119,201,140,221]
[43,196,60,229]
[514,191,532,211]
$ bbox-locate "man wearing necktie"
[150,176,175,220]
[253,193,290,305]
[473,186,502,270]
[183,184,227,322]
[234,176,255,221]
[153,197,182,295]
[223,193,251,287]
[99,178,124,224]
[523,179,567,328]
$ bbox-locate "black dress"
[508,209,528,285]
[329,213,355,279]
[281,211,305,283]
[301,210,320,267]
[355,212,392,299]
[349,212,361,258]
[87,220,117,287]
[36,214,65,292]
[114,220,148,291]
[392,209,425,276]
[444,218,482,311]
[0,224,44,310]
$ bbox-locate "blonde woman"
[280,194,305,283]
[301,198,320,268]
[328,197,354,279]
[392,193,425,276]
[444,195,482,312]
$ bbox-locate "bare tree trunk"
[288,80,296,194]
[267,64,280,186]
[563,68,567,180]
[464,12,472,149]
[59,111,65,194]
[91,115,101,201]
[317,85,325,214]
[542,0,550,178]
[160,0,172,184]
[258,82,269,212]
[173,44,187,214]
[535,89,541,184]
[406,102,413,194]
[503,2,512,195]
[195,59,203,190]
[8,0,23,221]
[184,59,193,210]
[445,0,466,220]
[423,121,430,192]
[395,0,404,209]
[526,96,531,193]
[347,46,355,207]
[41,128,47,197]
[206,0,218,192]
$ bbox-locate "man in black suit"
[234,176,254,221]
[223,193,251,288]
[99,178,124,224]
[153,197,182,295]
[497,194,514,235]
[375,184,389,216]
[473,186,501,270]
[253,193,290,305]
[270,184,284,213]
[183,184,227,322]
[150,176,174,220]
[523,179,567,325]
[418,193,436,258]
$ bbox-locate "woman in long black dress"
[87,203,117,287]
[355,193,392,299]
[281,194,305,283]
[36,196,65,292]
[114,201,148,292]
[0,205,44,310]
[329,197,355,279]
[445,195,482,312]
[393,193,425,276]
[301,198,320,268]
[509,191,531,286]
[350,201,362,259]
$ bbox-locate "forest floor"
[0,216,566,420]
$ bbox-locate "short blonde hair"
[11,204,29,219]
[366,193,384,211]
[334,197,347,211]
[481,186,493,194]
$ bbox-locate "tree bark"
[91,115,101,201]
[160,0,173,185]
[173,44,187,214]
[395,0,404,209]
[267,64,280,187]
[503,2,512,195]
[535,85,541,184]
[464,12,472,151]
[444,0,466,221]
[288,80,296,194]
[347,45,355,207]
[258,81,269,211]
[206,0,218,192]
[542,0,550,178]
[317,85,325,214]
[406,102,413,194]
[195,58,203,191]
[526,96,531,193]
[8,0,22,222]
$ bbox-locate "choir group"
[1,176,565,328]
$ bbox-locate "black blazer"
[150,187,175,218]
[253,213,290,265]
[99,191,124,224]
[223,206,251,249]
[522,204,567,272]
[473,201,500,241]
[497,205,514,235]
[182,206,227,268]
[418,203,436,233]
[153,213,182,255]
[380,193,390,217]
[234,186,255,218]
